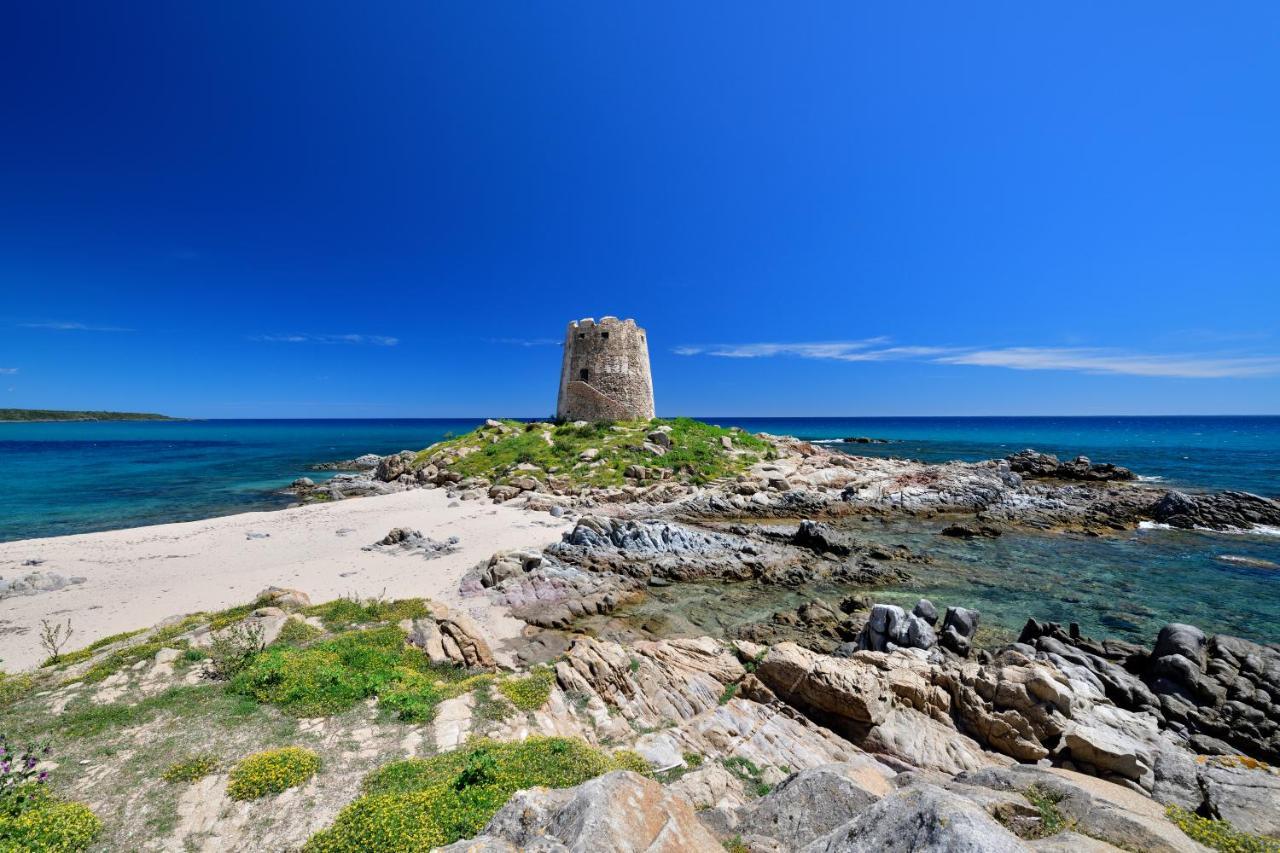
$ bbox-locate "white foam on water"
[1141,519,1280,537]
[1137,475,1165,482]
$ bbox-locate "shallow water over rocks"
[587,517,1280,647]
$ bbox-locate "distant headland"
[0,408,178,422]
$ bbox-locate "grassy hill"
[0,408,177,422]
[416,417,772,488]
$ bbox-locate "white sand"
[0,489,571,671]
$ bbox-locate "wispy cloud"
[20,321,134,332]
[251,333,400,347]
[488,337,561,347]
[934,348,1280,379]
[674,338,1280,379]
[672,338,890,360]
[0,368,16,375]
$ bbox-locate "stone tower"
[556,316,655,422]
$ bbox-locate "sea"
[2,416,1278,644]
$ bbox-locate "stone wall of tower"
[556,316,655,422]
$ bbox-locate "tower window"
[579,368,589,381]
[601,331,609,340]
[578,333,584,339]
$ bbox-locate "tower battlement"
[556,317,654,422]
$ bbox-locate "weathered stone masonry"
[556,317,655,422]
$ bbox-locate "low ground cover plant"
[416,417,769,488]
[161,754,219,784]
[0,738,100,852]
[305,737,643,852]
[227,747,320,801]
[230,624,473,719]
[1166,805,1280,853]
[495,666,555,711]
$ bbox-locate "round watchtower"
[556,317,655,422]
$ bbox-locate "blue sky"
[2,2,1278,417]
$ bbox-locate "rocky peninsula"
[2,418,1278,851]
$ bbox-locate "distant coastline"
[0,408,179,422]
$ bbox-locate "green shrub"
[611,749,651,774]
[306,738,638,852]
[206,621,265,680]
[496,667,555,711]
[162,754,219,783]
[231,626,472,719]
[1166,805,1280,852]
[304,598,429,632]
[274,618,323,647]
[0,785,101,852]
[718,682,739,705]
[227,747,320,801]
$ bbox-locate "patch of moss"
[227,747,320,800]
[1166,805,1280,852]
[307,738,639,852]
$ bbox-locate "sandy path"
[0,489,570,671]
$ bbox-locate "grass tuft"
[161,754,220,783]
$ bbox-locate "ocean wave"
[1218,554,1280,569]
[1136,475,1165,482]
[1138,520,1280,537]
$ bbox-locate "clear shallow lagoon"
[2,416,1277,643]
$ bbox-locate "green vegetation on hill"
[417,417,771,488]
[0,408,176,422]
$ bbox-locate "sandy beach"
[0,489,570,671]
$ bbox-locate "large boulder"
[440,771,722,852]
[255,586,311,610]
[1148,489,1280,531]
[800,783,1029,852]
[727,763,887,849]
[940,607,980,657]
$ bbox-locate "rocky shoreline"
[86,424,1268,849]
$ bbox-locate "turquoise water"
[0,419,483,541]
[2,416,1276,541]
[712,416,1280,496]
[2,416,1277,643]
